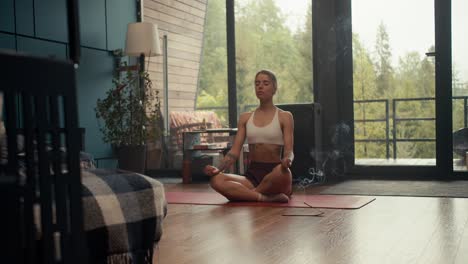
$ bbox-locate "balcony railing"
[356,96,468,159]
[354,99,390,158]
[197,97,468,159]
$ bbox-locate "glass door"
[352,0,437,168]
[452,0,468,172]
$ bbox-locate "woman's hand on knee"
[204,165,221,177]
[281,157,292,169]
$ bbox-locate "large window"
[197,0,313,123]
[189,0,459,179]
[234,0,313,113]
[352,0,436,165]
[452,0,468,171]
[196,0,229,125]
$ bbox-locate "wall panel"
[0,0,15,33]
[145,1,205,26]
[76,47,114,158]
[107,0,136,50]
[0,34,16,50]
[35,0,68,42]
[79,0,107,49]
[15,0,34,36]
[16,36,67,59]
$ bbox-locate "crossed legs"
[204,165,291,203]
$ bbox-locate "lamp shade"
[125,22,162,56]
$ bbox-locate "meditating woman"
[204,69,294,203]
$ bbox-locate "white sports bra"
[246,108,284,145]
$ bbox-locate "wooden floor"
[154,183,468,264]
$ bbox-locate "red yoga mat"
[165,191,375,209]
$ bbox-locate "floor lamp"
[124,22,162,171]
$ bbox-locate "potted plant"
[95,59,162,173]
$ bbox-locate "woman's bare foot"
[258,193,289,203]
[203,165,222,177]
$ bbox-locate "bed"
[81,167,166,263]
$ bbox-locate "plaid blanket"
[81,169,167,264]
